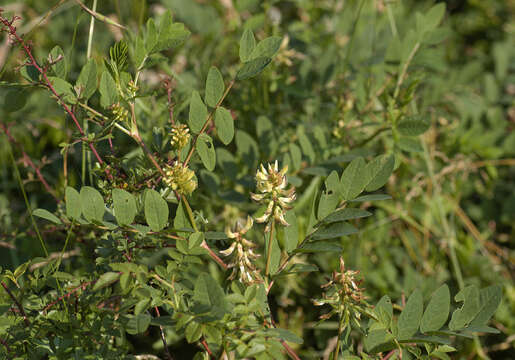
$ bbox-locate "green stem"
[7,143,48,257]
[86,0,97,59]
[421,141,463,288]
[265,219,276,277]
[181,196,198,232]
[386,3,398,38]
[333,312,346,360]
[183,80,235,166]
[394,42,420,100]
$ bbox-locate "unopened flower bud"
[170,124,190,150]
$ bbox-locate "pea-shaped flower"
[220,216,261,284]
[251,161,296,231]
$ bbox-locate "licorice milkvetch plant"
[0,2,505,360]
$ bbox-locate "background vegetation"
[0,0,513,359]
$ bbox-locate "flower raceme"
[220,216,261,284]
[170,123,190,150]
[163,162,197,195]
[251,161,296,231]
[313,258,367,326]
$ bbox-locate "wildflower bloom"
[313,258,366,326]
[111,102,129,123]
[170,123,190,150]
[220,216,261,284]
[251,161,296,231]
[163,162,197,195]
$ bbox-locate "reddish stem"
[200,339,213,357]
[0,122,59,202]
[1,281,30,326]
[0,13,112,180]
[43,280,96,313]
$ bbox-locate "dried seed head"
[163,162,197,195]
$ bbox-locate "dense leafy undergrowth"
[0,1,513,359]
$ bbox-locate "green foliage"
[0,0,512,359]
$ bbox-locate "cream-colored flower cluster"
[251,161,296,231]
[313,258,366,324]
[111,102,129,123]
[163,162,197,196]
[220,216,261,284]
[170,123,190,150]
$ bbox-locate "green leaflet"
[205,66,224,107]
[196,134,216,171]
[144,189,169,232]
[65,187,81,220]
[76,59,97,100]
[188,90,207,133]
[112,188,137,226]
[99,71,118,108]
[236,57,272,80]
[80,186,105,222]
[340,157,367,200]
[33,209,61,224]
[49,45,67,79]
[420,284,450,333]
[214,107,234,145]
[397,289,423,340]
[239,28,256,62]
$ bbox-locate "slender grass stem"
[7,143,48,257]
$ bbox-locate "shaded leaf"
[80,186,105,222]
[311,222,358,240]
[50,46,67,79]
[93,272,120,291]
[65,187,81,220]
[33,209,61,224]
[364,154,395,192]
[76,59,97,100]
[239,28,256,62]
[125,313,151,335]
[197,134,216,171]
[420,284,450,333]
[340,157,367,200]
[112,189,137,225]
[449,285,480,331]
[205,66,224,107]
[250,36,282,59]
[188,90,207,133]
[144,189,169,231]
[99,71,118,108]
[236,57,272,80]
[397,116,430,136]
[214,107,234,145]
[321,208,372,224]
[398,289,423,340]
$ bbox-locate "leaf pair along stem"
[183,79,235,166]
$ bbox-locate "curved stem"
[333,312,346,360]
[265,219,276,277]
